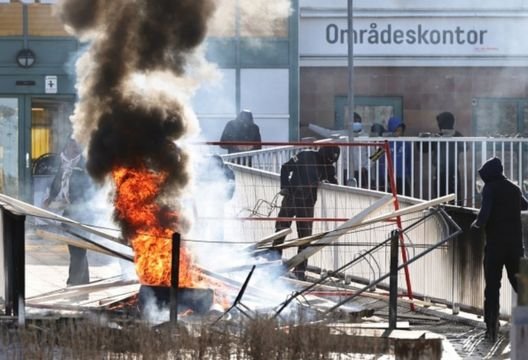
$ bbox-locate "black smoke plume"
[57,0,215,189]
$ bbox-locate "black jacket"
[220,111,262,154]
[475,157,528,245]
[280,150,338,201]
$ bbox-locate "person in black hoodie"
[471,157,528,341]
[272,145,341,280]
[220,110,262,154]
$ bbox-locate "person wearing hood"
[220,109,262,154]
[272,145,341,280]
[379,117,412,195]
[471,157,528,341]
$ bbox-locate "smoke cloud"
[209,0,292,38]
[57,0,216,191]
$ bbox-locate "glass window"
[0,98,19,197]
[473,99,519,136]
[335,96,403,131]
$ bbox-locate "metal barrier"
[219,137,528,208]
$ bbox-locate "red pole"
[383,141,415,311]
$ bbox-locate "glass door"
[30,97,75,206]
[0,97,21,198]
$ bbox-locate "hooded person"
[220,109,262,154]
[378,117,412,195]
[471,157,528,341]
[271,145,341,280]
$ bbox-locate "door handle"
[26,152,30,169]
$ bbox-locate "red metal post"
[383,141,415,311]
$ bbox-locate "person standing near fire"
[43,139,94,286]
[220,109,262,154]
[272,145,341,280]
[471,157,528,341]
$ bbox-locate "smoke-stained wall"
[299,2,528,138]
[301,66,528,137]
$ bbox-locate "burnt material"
[138,286,214,316]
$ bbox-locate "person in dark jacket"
[471,157,528,341]
[272,145,341,280]
[420,112,464,202]
[379,117,412,195]
[220,110,262,154]
[43,139,94,286]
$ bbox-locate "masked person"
[272,145,341,280]
[471,157,528,341]
[350,112,369,188]
[43,139,94,286]
[379,117,412,195]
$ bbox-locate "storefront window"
[473,98,524,136]
[335,96,402,132]
[0,98,19,197]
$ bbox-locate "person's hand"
[279,188,289,196]
[469,220,482,241]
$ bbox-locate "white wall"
[194,68,290,143]
[301,0,528,11]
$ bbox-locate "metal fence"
[221,137,528,208]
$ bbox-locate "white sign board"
[45,75,58,94]
[300,16,528,57]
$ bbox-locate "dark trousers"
[483,243,523,332]
[67,245,90,286]
[273,193,316,280]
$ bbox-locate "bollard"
[511,258,528,360]
[388,229,399,331]
[170,232,181,324]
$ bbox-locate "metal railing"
[220,137,528,208]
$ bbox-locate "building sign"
[45,75,57,94]
[300,16,528,57]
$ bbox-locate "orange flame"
[112,165,197,287]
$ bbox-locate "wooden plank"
[242,228,292,252]
[271,194,454,250]
[35,228,130,260]
[285,195,394,270]
[0,193,134,260]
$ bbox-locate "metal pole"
[388,229,399,330]
[1,208,26,325]
[346,0,355,184]
[170,233,181,323]
[235,0,241,114]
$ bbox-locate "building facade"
[300,0,528,138]
[0,0,299,202]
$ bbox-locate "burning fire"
[112,165,197,287]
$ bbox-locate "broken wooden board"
[35,228,133,261]
[285,194,394,271]
[269,194,455,250]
